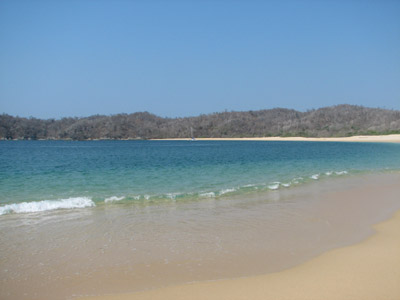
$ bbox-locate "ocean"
[1,140,400,299]
[1,140,400,213]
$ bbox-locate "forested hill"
[1,105,400,140]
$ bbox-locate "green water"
[1,140,400,214]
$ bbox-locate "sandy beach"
[80,208,400,300]
[152,134,400,143]
[77,172,400,300]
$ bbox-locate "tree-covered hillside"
[1,105,400,140]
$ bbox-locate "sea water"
[1,140,400,299]
[1,140,400,213]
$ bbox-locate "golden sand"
[80,209,400,300]
[152,134,400,143]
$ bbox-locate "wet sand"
[80,209,400,300]
[152,134,400,143]
[73,172,400,300]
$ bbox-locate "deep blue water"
[1,140,400,214]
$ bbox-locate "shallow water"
[1,140,400,212]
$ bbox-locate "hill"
[1,105,400,140]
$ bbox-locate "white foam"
[325,171,333,176]
[104,196,125,203]
[165,193,180,200]
[281,183,291,187]
[335,171,348,175]
[268,182,280,190]
[199,192,216,198]
[242,184,256,188]
[219,188,236,195]
[292,177,303,184]
[311,174,319,180]
[0,197,95,215]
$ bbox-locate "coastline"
[2,134,400,143]
[152,134,400,143]
[80,208,400,300]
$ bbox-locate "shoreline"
[3,173,400,299]
[2,134,400,143]
[76,173,400,300]
[80,207,400,300]
[152,134,400,143]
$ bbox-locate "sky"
[0,0,399,119]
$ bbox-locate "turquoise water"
[1,140,400,214]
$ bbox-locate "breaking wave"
[268,182,280,190]
[218,188,236,195]
[199,192,216,198]
[335,170,348,175]
[0,197,95,215]
[0,170,351,215]
[104,196,125,203]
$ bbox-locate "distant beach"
[152,134,400,143]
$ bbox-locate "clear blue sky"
[0,0,399,119]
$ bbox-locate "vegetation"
[1,105,400,140]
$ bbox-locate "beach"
[70,172,399,300]
[80,208,400,300]
[152,134,400,143]
[76,173,400,300]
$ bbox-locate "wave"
[165,193,187,200]
[291,177,303,184]
[268,182,280,190]
[0,170,352,215]
[218,188,236,195]
[242,184,256,188]
[0,197,95,215]
[104,196,125,203]
[199,192,216,198]
[119,169,347,200]
[335,171,348,175]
